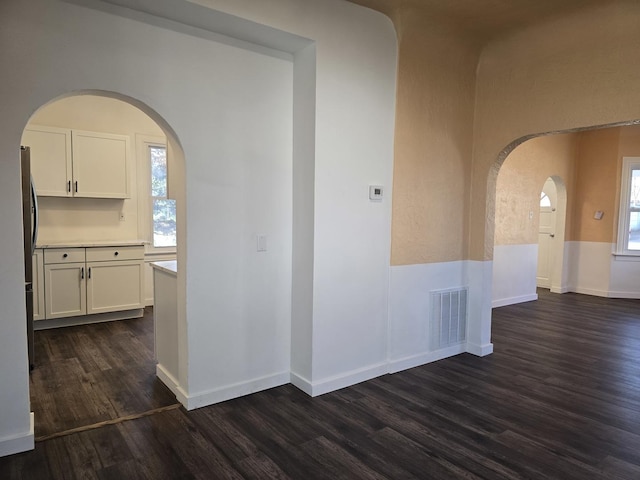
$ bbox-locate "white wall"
[492,244,539,307]
[566,241,640,298]
[389,261,468,373]
[0,0,396,455]
[493,241,640,305]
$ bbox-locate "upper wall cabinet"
[22,126,131,199]
[21,126,72,197]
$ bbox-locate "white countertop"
[36,240,148,248]
[151,260,177,275]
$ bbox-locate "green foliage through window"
[150,146,176,247]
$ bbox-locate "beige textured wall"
[473,2,640,260]
[570,129,619,243]
[389,11,480,265]
[495,133,577,246]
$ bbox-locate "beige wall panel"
[390,12,480,265]
[473,2,640,260]
[570,129,619,243]
[495,133,577,246]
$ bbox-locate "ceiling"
[347,0,616,42]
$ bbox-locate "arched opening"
[20,90,187,438]
[490,121,640,312]
[536,176,567,292]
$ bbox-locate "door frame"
[539,175,568,293]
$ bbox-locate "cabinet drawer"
[44,248,85,264]
[86,246,144,262]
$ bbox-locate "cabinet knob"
[63,253,68,258]
[114,251,119,256]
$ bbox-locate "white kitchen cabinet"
[32,249,45,322]
[86,252,144,314]
[72,130,130,198]
[22,126,130,199]
[21,126,72,197]
[41,245,144,321]
[44,262,87,320]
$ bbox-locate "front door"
[537,179,557,288]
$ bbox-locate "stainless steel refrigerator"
[20,146,38,371]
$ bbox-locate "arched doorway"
[536,176,567,291]
[21,90,187,438]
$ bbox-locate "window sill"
[144,248,177,257]
[612,253,640,262]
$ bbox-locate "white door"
[537,178,557,288]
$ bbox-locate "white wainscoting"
[609,254,640,298]
[492,244,539,308]
[388,260,492,374]
[566,241,612,297]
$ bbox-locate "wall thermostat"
[369,185,383,201]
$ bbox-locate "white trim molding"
[177,371,290,411]
[0,413,34,457]
[292,362,389,397]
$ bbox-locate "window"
[149,146,176,248]
[617,157,640,254]
[540,192,551,207]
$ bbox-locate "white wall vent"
[430,287,468,350]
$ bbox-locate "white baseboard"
[550,286,570,294]
[156,364,189,408]
[34,308,144,330]
[290,371,313,396]
[466,342,494,356]
[492,293,538,308]
[388,344,466,374]
[571,287,610,298]
[292,362,389,397]
[0,413,34,457]
[179,371,290,410]
[605,290,640,299]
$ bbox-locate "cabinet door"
[44,263,86,319]
[86,260,144,314]
[72,130,130,199]
[32,249,45,321]
[22,126,72,197]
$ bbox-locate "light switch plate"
[257,234,267,252]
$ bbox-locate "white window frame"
[136,134,176,255]
[616,157,640,256]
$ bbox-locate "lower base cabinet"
[41,245,144,321]
[87,260,144,315]
[44,262,86,319]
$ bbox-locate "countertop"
[151,260,177,275]
[36,240,148,249]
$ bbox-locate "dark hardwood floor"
[29,308,178,438]
[2,289,640,479]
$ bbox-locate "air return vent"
[430,287,468,350]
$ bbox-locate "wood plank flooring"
[2,290,640,479]
[29,308,178,438]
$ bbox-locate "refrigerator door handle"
[31,175,38,256]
